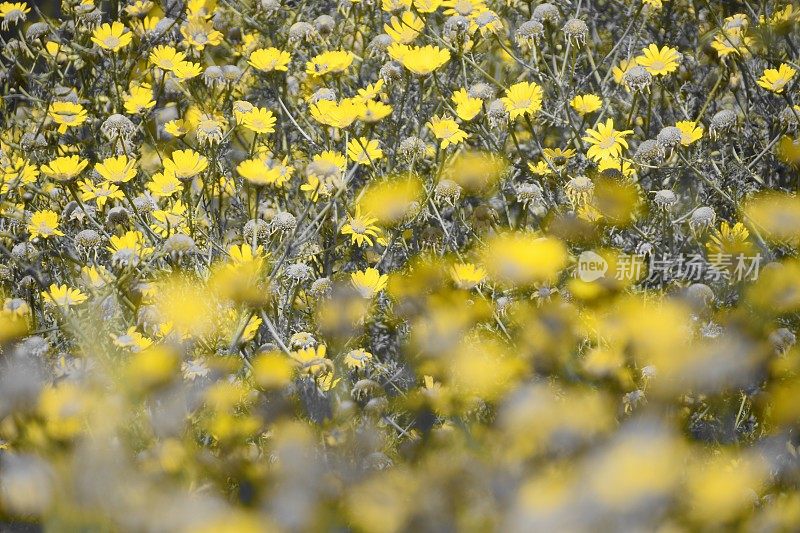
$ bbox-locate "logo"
[577,250,608,282]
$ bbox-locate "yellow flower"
[757,63,797,94]
[452,88,482,121]
[357,80,386,102]
[149,45,186,71]
[91,21,133,52]
[123,83,155,115]
[347,138,383,165]
[28,210,64,239]
[675,120,703,146]
[414,0,442,13]
[108,230,152,261]
[79,179,125,209]
[388,43,451,75]
[583,118,633,162]
[481,233,568,286]
[305,50,354,77]
[428,115,469,149]
[237,157,285,187]
[0,2,30,29]
[612,58,636,85]
[451,263,487,289]
[706,221,754,259]
[41,155,88,182]
[344,348,373,370]
[164,119,189,137]
[172,60,203,81]
[96,154,137,184]
[359,100,393,123]
[310,98,365,129]
[442,0,486,17]
[711,31,753,59]
[112,327,153,352]
[164,149,208,180]
[180,16,223,51]
[151,200,188,237]
[147,170,183,198]
[570,94,602,115]
[351,268,388,298]
[241,107,276,134]
[248,47,291,72]
[635,43,681,76]
[501,81,544,120]
[341,207,386,247]
[42,284,87,307]
[48,101,88,134]
[597,156,637,179]
[385,11,424,44]
[292,344,330,377]
[1,157,38,193]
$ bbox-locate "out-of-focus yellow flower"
[388,43,451,75]
[570,93,602,115]
[452,88,482,121]
[481,233,568,286]
[351,267,388,298]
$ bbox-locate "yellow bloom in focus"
[147,170,183,198]
[385,11,424,44]
[310,98,365,129]
[347,138,383,165]
[164,119,189,137]
[149,45,186,71]
[675,120,703,146]
[180,17,223,51]
[451,263,487,289]
[79,179,124,209]
[108,230,152,262]
[452,89,482,121]
[28,210,64,239]
[48,101,88,134]
[341,207,386,247]
[91,21,133,52]
[359,100,393,123]
[95,154,137,184]
[344,348,373,370]
[164,149,208,180]
[481,233,568,286]
[583,118,633,162]
[241,107,276,134]
[351,268,389,298]
[570,94,602,115]
[305,50,354,77]
[292,344,330,377]
[248,47,291,72]
[757,63,796,94]
[41,155,88,182]
[42,284,87,307]
[501,81,543,120]
[428,115,469,149]
[123,83,155,115]
[635,44,681,76]
[172,60,203,81]
[442,0,486,17]
[706,221,754,259]
[387,43,451,76]
[151,200,188,237]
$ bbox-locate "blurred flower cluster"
[2,0,800,530]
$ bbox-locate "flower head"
[91,21,133,52]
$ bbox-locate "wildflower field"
[2,0,800,530]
